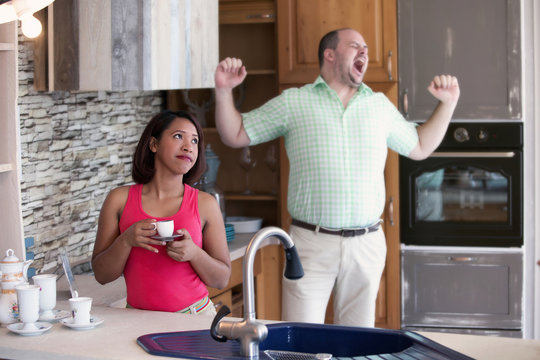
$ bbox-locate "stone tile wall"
[18,36,164,274]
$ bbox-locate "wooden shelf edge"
[0,163,13,173]
[220,18,275,25]
[225,193,278,201]
[248,69,277,75]
[0,42,16,51]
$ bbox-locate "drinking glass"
[265,144,278,194]
[239,147,257,194]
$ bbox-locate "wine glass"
[240,147,257,194]
[265,145,278,194]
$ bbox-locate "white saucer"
[39,309,71,322]
[150,234,183,242]
[61,316,104,330]
[7,322,52,336]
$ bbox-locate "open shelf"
[0,163,13,173]
[220,0,275,25]
[0,42,16,51]
[248,69,277,75]
[225,193,277,201]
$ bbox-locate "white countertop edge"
[1,303,539,360]
[227,232,280,261]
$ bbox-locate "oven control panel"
[441,122,522,149]
[453,127,490,143]
[453,127,470,142]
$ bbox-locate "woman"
[92,110,231,315]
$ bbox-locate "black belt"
[291,219,381,237]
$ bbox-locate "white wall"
[532,0,540,341]
[522,0,540,340]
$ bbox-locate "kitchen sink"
[137,322,473,359]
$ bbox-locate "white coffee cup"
[15,284,41,331]
[69,296,92,325]
[156,220,174,237]
[32,274,57,320]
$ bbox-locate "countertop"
[0,303,539,360]
[1,232,538,359]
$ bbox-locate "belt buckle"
[341,229,356,237]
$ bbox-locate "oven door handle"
[430,151,516,158]
[448,256,478,262]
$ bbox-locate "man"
[214,28,460,326]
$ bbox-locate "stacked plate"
[225,224,235,242]
[225,216,263,233]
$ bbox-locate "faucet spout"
[211,226,304,358]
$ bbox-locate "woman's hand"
[123,218,165,253]
[166,229,202,262]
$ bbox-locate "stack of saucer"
[225,224,235,242]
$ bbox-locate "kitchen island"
[0,302,539,360]
[1,232,539,359]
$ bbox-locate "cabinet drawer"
[207,253,262,298]
[220,0,275,24]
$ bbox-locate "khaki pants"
[282,225,386,327]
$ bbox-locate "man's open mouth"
[354,58,365,74]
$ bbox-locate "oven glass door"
[400,151,522,246]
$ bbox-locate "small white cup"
[69,296,92,325]
[156,220,174,237]
[32,274,57,320]
[16,284,41,331]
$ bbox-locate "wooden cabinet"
[0,21,25,258]
[276,0,397,84]
[207,244,283,320]
[373,82,401,330]
[276,0,401,329]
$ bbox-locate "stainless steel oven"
[399,122,523,338]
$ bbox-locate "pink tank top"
[119,183,208,311]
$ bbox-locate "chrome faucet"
[211,226,304,358]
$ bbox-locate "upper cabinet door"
[398,0,521,121]
[277,0,397,85]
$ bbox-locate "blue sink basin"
[137,322,472,359]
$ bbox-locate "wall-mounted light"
[0,0,54,38]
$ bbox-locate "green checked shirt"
[243,76,419,228]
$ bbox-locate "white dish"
[61,316,104,330]
[39,309,71,322]
[226,216,263,233]
[150,234,183,242]
[7,322,52,336]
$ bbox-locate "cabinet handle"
[246,13,274,19]
[402,89,409,118]
[448,256,478,262]
[388,196,394,226]
[387,50,393,81]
